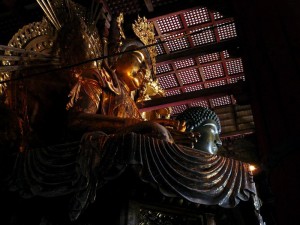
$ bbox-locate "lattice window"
[190,100,209,107]
[202,63,224,80]
[171,104,188,115]
[165,32,190,52]
[158,74,178,89]
[228,75,246,83]
[165,89,181,96]
[178,68,201,84]
[225,58,244,75]
[184,84,203,92]
[156,63,172,74]
[183,7,210,27]
[211,95,232,107]
[190,27,215,46]
[156,15,183,34]
[155,42,166,55]
[206,79,227,88]
[198,52,220,64]
[213,11,224,20]
[217,22,237,40]
[174,58,195,69]
[222,50,230,59]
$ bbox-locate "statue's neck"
[119,80,131,94]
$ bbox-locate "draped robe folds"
[2,132,257,221]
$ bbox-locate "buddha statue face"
[194,119,222,154]
[115,50,148,91]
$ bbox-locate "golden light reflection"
[249,164,257,172]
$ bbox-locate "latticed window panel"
[184,84,203,92]
[228,75,246,83]
[165,89,181,96]
[213,11,224,20]
[222,50,230,59]
[202,63,225,80]
[206,79,227,88]
[155,41,166,55]
[158,74,179,89]
[156,63,173,74]
[164,33,190,52]
[225,58,244,75]
[211,95,232,107]
[198,52,220,64]
[156,15,183,34]
[183,7,211,27]
[174,58,196,69]
[190,100,209,108]
[217,22,237,40]
[178,68,201,85]
[171,104,188,115]
[190,27,215,46]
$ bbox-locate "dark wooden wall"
[230,1,300,224]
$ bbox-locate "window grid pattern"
[190,27,215,46]
[217,22,237,40]
[155,42,166,55]
[226,58,244,75]
[184,84,203,92]
[158,74,178,89]
[222,50,230,59]
[149,7,248,121]
[213,11,224,20]
[228,75,246,83]
[178,69,201,84]
[202,63,224,80]
[171,104,188,115]
[174,58,196,69]
[165,33,190,52]
[183,8,210,27]
[190,100,209,108]
[165,89,181,96]
[206,79,227,88]
[198,52,220,64]
[156,15,183,33]
[211,95,232,107]
[156,64,172,74]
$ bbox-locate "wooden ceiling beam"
[137,81,248,112]
[143,0,154,12]
[143,0,234,19]
[156,38,239,64]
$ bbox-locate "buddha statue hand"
[117,120,174,143]
[167,129,200,149]
[151,119,186,132]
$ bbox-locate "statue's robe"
[1,132,257,221]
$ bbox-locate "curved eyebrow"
[202,122,218,131]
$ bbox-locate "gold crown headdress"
[132,16,157,76]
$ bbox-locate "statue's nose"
[215,136,222,147]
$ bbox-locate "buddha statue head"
[107,14,156,93]
[115,39,151,92]
[176,107,222,154]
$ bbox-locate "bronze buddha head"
[176,107,222,154]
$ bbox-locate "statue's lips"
[132,77,140,88]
